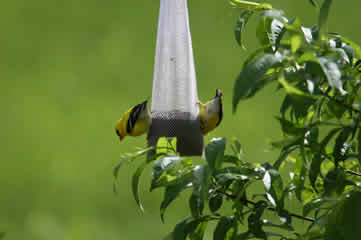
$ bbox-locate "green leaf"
[256,15,272,46]
[263,169,284,208]
[213,216,235,240]
[303,198,324,216]
[309,0,320,8]
[301,25,319,43]
[277,117,306,136]
[231,138,242,158]
[338,36,361,58]
[235,10,253,48]
[223,155,241,166]
[291,34,302,53]
[324,168,353,196]
[160,174,192,222]
[233,54,282,112]
[113,147,154,179]
[333,127,352,164]
[318,57,346,95]
[189,192,201,218]
[309,127,340,188]
[325,191,361,239]
[318,0,333,42]
[273,144,299,170]
[156,137,177,155]
[192,164,212,216]
[358,128,361,165]
[309,153,324,189]
[189,221,208,240]
[295,230,323,240]
[278,77,317,121]
[173,217,200,240]
[237,232,250,240]
[293,152,307,201]
[247,201,268,238]
[132,161,149,212]
[274,17,296,51]
[262,219,294,232]
[209,192,223,213]
[152,155,183,185]
[261,9,285,21]
[206,138,226,170]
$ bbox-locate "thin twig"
[216,190,315,223]
[319,88,360,113]
[342,167,361,177]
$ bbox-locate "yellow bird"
[115,100,152,142]
[197,88,223,135]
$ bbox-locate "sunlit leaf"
[318,57,346,95]
[330,34,361,58]
[233,54,282,112]
[263,169,284,208]
[291,34,302,53]
[152,155,183,184]
[271,17,296,51]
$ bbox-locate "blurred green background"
[1,0,360,239]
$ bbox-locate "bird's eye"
[115,129,120,136]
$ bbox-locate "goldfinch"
[197,88,223,135]
[115,100,152,142]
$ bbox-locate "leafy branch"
[216,189,315,222]
[115,0,361,239]
[319,88,361,113]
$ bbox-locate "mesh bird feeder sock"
[148,0,203,156]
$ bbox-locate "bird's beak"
[119,135,125,142]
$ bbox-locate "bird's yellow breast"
[199,106,219,135]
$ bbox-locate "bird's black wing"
[127,101,147,134]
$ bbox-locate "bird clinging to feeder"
[197,88,223,135]
[115,100,152,142]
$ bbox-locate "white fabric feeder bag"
[148,0,203,156]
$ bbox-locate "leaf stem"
[216,190,315,222]
[231,0,260,7]
[319,88,360,113]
